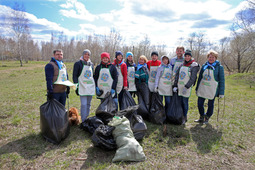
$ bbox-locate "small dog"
[68,107,81,125]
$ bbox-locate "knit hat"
[101,52,110,60]
[115,51,123,58]
[82,49,91,56]
[151,51,159,56]
[126,52,133,58]
[184,49,192,57]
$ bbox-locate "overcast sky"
[0,0,247,51]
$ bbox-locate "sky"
[0,0,247,51]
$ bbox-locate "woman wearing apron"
[195,50,225,124]
[147,51,161,92]
[73,49,95,122]
[173,49,200,124]
[94,52,118,109]
[125,52,137,96]
[154,55,172,113]
[113,51,128,110]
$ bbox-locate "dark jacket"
[196,60,225,97]
[73,60,94,84]
[135,65,149,88]
[174,60,200,88]
[94,62,118,90]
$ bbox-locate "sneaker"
[194,116,204,123]
[204,116,209,124]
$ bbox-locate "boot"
[194,115,204,123]
[203,116,210,124]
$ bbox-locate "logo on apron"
[129,71,135,78]
[84,70,91,79]
[180,71,186,80]
[150,71,157,78]
[101,73,109,82]
[165,72,171,80]
[203,74,211,81]
[61,74,67,81]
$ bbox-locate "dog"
[68,107,81,125]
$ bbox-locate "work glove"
[219,95,224,98]
[182,87,188,95]
[132,92,136,98]
[111,89,116,96]
[75,88,79,96]
[96,87,101,96]
[47,92,54,100]
[173,87,178,93]
[154,87,158,93]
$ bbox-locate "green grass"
[0,61,255,169]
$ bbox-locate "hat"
[115,51,123,58]
[82,49,91,56]
[101,52,110,60]
[126,52,133,58]
[184,49,192,57]
[151,51,159,56]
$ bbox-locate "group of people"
[45,46,225,125]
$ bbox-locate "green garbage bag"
[108,116,146,162]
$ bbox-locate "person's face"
[117,55,123,61]
[208,54,216,64]
[83,52,90,61]
[162,57,169,65]
[54,51,63,61]
[139,58,145,65]
[102,57,109,64]
[184,55,191,62]
[176,49,184,58]
[151,55,158,61]
[127,55,133,62]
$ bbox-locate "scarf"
[137,63,147,70]
[203,61,217,70]
[52,57,63,69]
[183,59,195,67]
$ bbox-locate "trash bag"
[108,116,146,162]
[149,92,166,125]
[40,99,70,144]
[96,92,117,124]
[136,82,150,119]
[91,125,117,150]
[80,116,104,134]
[120,90,136,110]
[166,92,185,125]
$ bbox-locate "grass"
[0,61,255,169]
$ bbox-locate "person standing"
[113,51,128,110]
[195,50,225,124]
[173,49,200,124]
[73,49,95,122]
[147,51,161,92]
[154,55,173,113]
[170,46,185,82]
[94,52,118,108]
[125,52,137,93]
[45,49,73,106]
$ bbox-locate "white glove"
[182,87,188,95]
[173,87,178,93]
[154,87,158,93]
[219,95,224,98]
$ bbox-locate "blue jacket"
[196,60,225,97]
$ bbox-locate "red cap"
[101,52,110,60]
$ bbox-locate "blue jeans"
[197,97,215,118]
[53,92,66,106]
[80,96,92,122]
[160,95,171,113]
[181,96,189,117]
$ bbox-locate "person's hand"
[124,86,128,90]
[47,92,53,100]
[111,89,115,96]
[154,87,158,93]
[75,88,79,96]
[219,95,224,98]
[173,87,178,93]
[96,87,101,96]
[182,87,188,95]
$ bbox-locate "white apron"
[97,67,113,99]
[172,61,183,83]
[54,65,75,87]
[197,69,218,100]
[127,66,136,92]
[148,65,159,92]
[78,65,95,96]
[116,66,124,94]
[158,67,173,96]
[178,66,192,98]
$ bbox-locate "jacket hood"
[161,55,170,65]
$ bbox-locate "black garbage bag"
[149,92,166,125]
[96,92,117,124]
[136,82,150,119]
[120,90,136,110]
[40,99,70,144]
[166,92,185,125]
[80,116,104,134]
[92,125,117,150]
[130,114,147,141]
